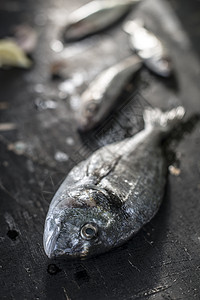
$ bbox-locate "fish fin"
[143,106,185,132]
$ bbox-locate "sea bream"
[43,106,185,259]
[62,0,141,42]
[123,19,172,77]
[78,55,142,131]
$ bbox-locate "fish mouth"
[44,233,75,259]
[53,248,89,260]
[43,225,60,259]
[77,117,94,132]
[44,219,88,259]
[43,216,63,259]
[45,238,89,260]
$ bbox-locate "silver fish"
[63,0,140,42]
[44,106,185,259]
[123,19,172,77]
[78,55,142,131]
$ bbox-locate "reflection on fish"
[123,19,172,77]
[63,0,140,42]
[0,39,32,68]
[78,55,142,131]
[44,106,185,259]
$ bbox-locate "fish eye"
[85,102,98,115]
[80,223,98,240]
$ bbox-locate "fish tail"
[143,106,185,133]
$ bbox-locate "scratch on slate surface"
[128,260,141,272]
[62,287,71,300]
[134,284,171,299]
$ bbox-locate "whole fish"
[123,19,172,77]
[78,55,142,131]
[44,106,185,259]
[63,0,140,42]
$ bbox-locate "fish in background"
[77,55,142,131]
[123,19,172,77]
[63,0,141,42]
[43,106,185,259]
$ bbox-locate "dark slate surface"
[0,0,200,299]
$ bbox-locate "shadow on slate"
[168,0,200,61]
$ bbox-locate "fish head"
[63,20,93,42]
[44,188,120,259]
[78,99,102,131]
[145,55,172,78]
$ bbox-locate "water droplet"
[71,73,84,87]
[70,95,81,111]
[8,141,27,155]
[54,151,69,162]
[58,91,67,100]
[35,98,57,111]
[34,84,44,94]
[24,267,31,273]
[7,230,19,240]
[45,100,57,109]
[58,80,75,95]
[47,264,61,275]
[66,137,75,146]
[50,40,64,53]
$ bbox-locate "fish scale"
[43,106,185,259]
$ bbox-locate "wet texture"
[123,19,172,77]
[0,0,200,299]
[47,264,62,275]
[44,107,184,259]
[62,0,140,42]
[78,55,142,131]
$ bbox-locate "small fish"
[123,19,172,77]
[78,55,142,131]
[63,0,140,42]
[44,106,185,259]
[0,39,32,68]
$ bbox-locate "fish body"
[63,0,140,42]
[78,55,142,131]
[44,106,185,259]
[123,20,172,77]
